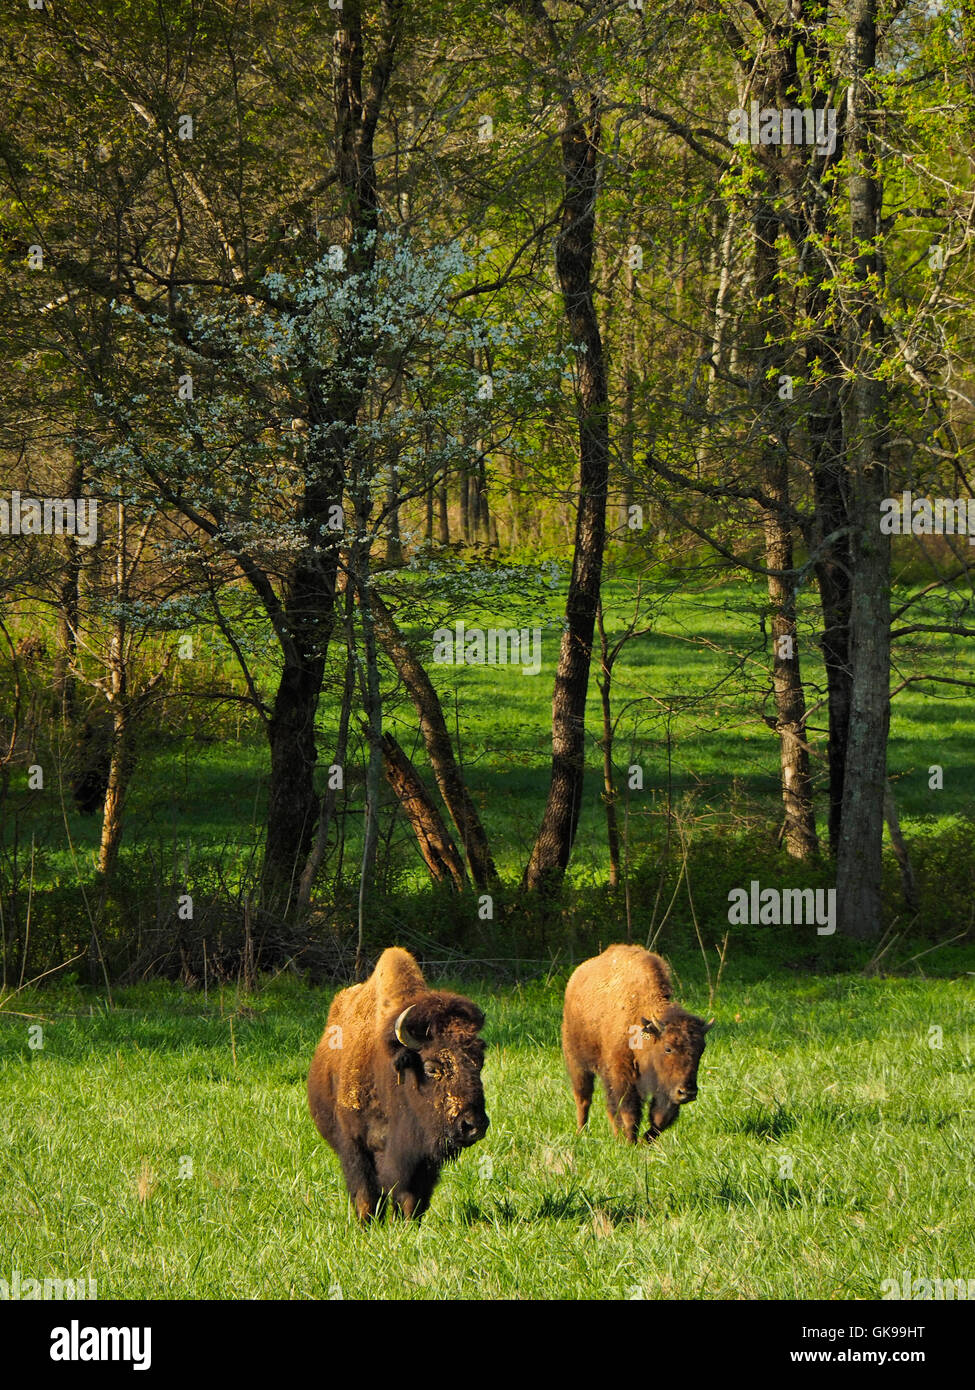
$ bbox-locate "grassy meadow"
[3,562,973,1301]
[1,952,973,1301]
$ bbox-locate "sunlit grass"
[2,962,972,1299]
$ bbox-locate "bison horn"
[394,1006,423,1050]
[703,1017,715,1032]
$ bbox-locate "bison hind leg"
[566,1060,595,1130]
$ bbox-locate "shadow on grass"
[732,1102,798,1141]
[455,1188,669,1227]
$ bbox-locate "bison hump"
[372,946,428,1025]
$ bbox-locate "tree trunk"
[53,450,84,724]
[524,86,609,896]
[800,0,853,855]
[810,395,852,853]
[263,0,402,906]
[748,51,817,860]
[381,732,466,889]
[296,599,356,913]
[837,0,891,940]
[370,591,497,889]
[595,602,620,889]
[459,468,470,540]
[97,703,132,879]
[386,461,403,566]
[437,480,449,545]
[424,482,434,547]
[352,499,384,974]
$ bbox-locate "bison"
[307,946,489,1221]
[562,944,713,1144]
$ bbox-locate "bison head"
[639,1007,713,1131]
[386,993,489,1156]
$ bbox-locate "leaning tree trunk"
[523,84,609,896]
[381,733,466,889]
[836,0,891,940]
[370,592,497,889]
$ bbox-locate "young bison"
[308,947,489,1221]
[562,945,713,1144]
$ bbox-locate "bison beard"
[307,947,489,1221]
[562,944,714,1145]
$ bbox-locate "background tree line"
[1,0,973,983]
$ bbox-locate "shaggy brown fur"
[562,945,713,1144]
[307,947,489,1221]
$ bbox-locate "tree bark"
[836,0,891,940]
[381,732,466,889]
[53,450,84,724]
[595,602,620,889]
[524,80,609,895]
[370,592,497,889]
[296,595,356,913]
[749,50,817,860]
[262,0,402,906]
[97,704,133,879]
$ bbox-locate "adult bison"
[307,947,489,1221]
[562,944,713,1144]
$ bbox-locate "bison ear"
[450,999,485,1033]
[641,1016,661,1039]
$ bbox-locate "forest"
[0,0,973,1309]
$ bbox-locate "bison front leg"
[392,1161,438,1221]
[617,1088,643,1144]
[392,1190,425,1220]
[338,1141,380,1222]
[642,1098,680,1144]
[603,1078,641,1144]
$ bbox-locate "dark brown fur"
[562,945,713,1144]
[307,947,489,1221]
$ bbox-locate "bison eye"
[423,1061,441,1078]
[664,1046,672,1054]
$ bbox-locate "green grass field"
[2,955,973,1300]
[3,560,973,1301]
